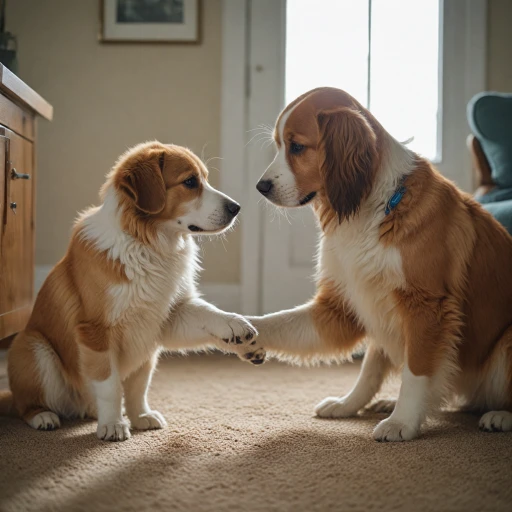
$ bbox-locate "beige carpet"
[0,352,511,512]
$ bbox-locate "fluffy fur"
[0,141,265,441]
[251,87,512,441]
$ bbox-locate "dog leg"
[478,326,512,433]
[315,345,392,418]
[76,325,130,441]
[249,293,365,361]
[91,365,130,442]
[9,333,62,431]
[164,298,265,364]
[123,353,166,430]
[372,292,462,442]
[373,364,429,442]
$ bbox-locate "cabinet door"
[0,128,34,339]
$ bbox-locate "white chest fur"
[319,210,406,365]
[107,236,194,325]
[79,191,197,372]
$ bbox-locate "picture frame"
[100,0,201,44]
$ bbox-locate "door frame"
[220,0,488,315]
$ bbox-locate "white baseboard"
[35,265,241,313]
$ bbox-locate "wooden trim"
[0,64,53,121]
[99,0,202,45]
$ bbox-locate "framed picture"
[100,0,201,44]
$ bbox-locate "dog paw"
[97,421,131,442]
[479,411,512,432]
[315,397,360,418]
[131,411,167,430]
[373,418,419,442]
[213,314,258,346]
[366,399,396,414]
[28,411,61,431]
[241,347,266,365]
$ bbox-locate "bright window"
[285,0,441,161]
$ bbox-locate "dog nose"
[256,180,273,195]
[225,201,241,217]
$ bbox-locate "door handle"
[11,168,30,180]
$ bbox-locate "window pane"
[285,0,369,106]
[369,0,440,160]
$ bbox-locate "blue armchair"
[467,92,512,235]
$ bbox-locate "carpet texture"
[0,352,511,512]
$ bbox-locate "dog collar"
[385,176,407,215]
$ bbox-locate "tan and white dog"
[0,141,265,441]
[251,87,512,441]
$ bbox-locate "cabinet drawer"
[0,127,34,339]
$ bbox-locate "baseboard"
[35,265,241,313]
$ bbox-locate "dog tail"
[0,390,16,417]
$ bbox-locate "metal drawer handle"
[11,168,30,180]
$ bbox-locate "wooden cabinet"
[0,64,52,343]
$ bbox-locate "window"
[285,0,441,161]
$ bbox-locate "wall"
[7,0,240,284]
[487,0,512,91]
[6,0,511,289]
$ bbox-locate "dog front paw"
[97,421,131,442]
[211,314,258,346]
[241,347,266,365]
[479,411,512,432]
[315,397,360,418]
[131,411,167,430]
[373,418,419,442]
[28,411,61,431]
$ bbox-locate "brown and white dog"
[251,87,512,441]
[0,141,265,441]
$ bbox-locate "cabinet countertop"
[0,63,53,121]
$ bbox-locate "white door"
[245,0,486,315]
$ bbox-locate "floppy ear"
[317,107,377,222]
[119,151,166,215]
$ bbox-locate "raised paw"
[130,410,167,431]
[215,314,258,346]
[28,411,61,431]
[242,347,266,366]
[97,421,131,442]
[366,399,396,414]
[373,418,419,442]
[315,397,360,418]
[479,411,512,432]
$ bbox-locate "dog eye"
[290,142,305,155]
[183,176,198,189]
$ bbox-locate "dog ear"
[317,107,377,222]
[119,150,166,215]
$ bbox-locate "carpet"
[0,352,511,512]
